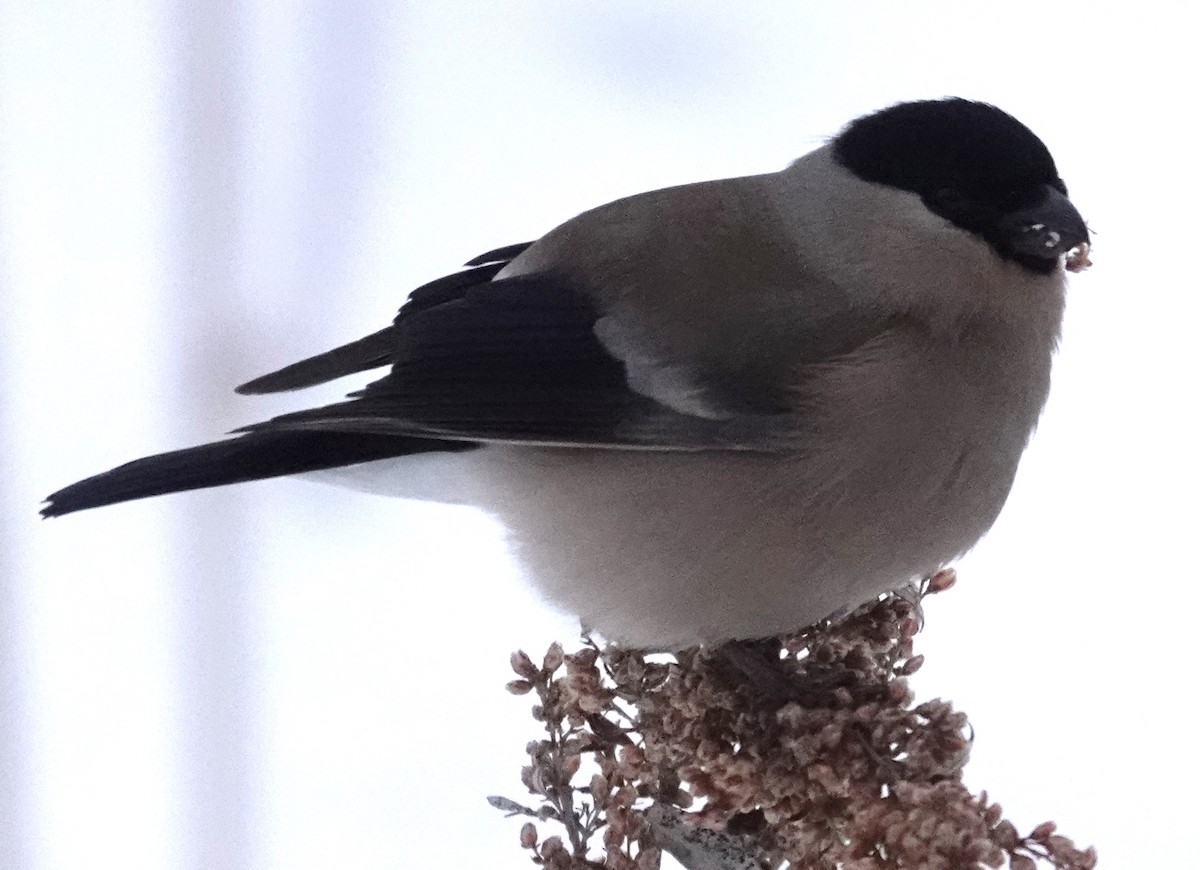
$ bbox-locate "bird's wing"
[236,270,793,451]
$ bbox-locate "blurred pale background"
[2,3,1197,868]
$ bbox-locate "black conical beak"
[999,185,1090,271]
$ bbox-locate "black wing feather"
[237,245,530,395]
[238,275,653,444]
[234,326,399,395]
[239,274,785,449]
[462,241,534,266]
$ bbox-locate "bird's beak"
[999,185,1091,272]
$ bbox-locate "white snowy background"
[2,3,1197,868]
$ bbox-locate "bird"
[42,98,1090,649]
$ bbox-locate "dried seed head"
[1030,820,1057,841]
[519,822,538,849]
[543,642,565,674]
[511,650,539,680]
[927,567,958,593]
[495,583,1094,869]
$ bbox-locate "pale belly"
[316,433,1019,649]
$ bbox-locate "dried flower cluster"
[491,572,1096,869]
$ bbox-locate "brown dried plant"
[490,572,1096,870]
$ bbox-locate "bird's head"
[833,98,1091,275]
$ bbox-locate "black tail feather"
[41,430,473,518]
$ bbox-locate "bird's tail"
[41,430,470,517]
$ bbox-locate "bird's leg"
[715,639,797,700]
[715,635,890,708]
[714,639,852,707]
